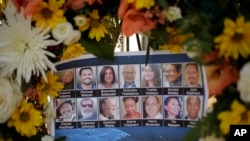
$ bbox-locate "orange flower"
[205,63,239,97]
[12,0,42,17]
[64,0,102,10]
[121,9,156,36]
[202,50,220,63]
[118,0,157,36]
[118,0,130,18]
[64,0,86,10]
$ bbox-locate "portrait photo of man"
[77,98,97,121]
[184,96,202,121]
[163,64,182,87]
[119,64,140,88]
[76,67,97,90]
[99,97,120,120]
[184,63,202,87]
[57,69,75,90]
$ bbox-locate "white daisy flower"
[166,6,182,23]
[0,2,58,85]
[237,62,250,103]
[74,15,88,27]
[52,22,74,42]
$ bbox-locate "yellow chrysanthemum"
[217,100,250,135]
[214,16,250,60]
[7,100,43,137]
[32,0,66,29]
[159,27,191,53]
[127,0,155,10]
[36,71,64,104]
[88,9,108,41]
[61,43,86,60]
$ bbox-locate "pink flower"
[12,0,42,17]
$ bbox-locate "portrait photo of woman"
[56,98,76,122]
[121,96,141,120]
[97,65,119,89]
[164,96,183,120]
[143,96,163,119]
[141,64,162,88]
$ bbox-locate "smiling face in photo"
[81,99,94,119]
[80,69,93,85]
[60,103,73,119]
[124,98,137,115]
[186,65,199,85]
[145,96,160,118]
[165,98,180,119]
[164,64,181,83]
[143,65,155,81]
[104,68,114,84]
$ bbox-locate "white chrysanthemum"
[237,62,250,103]
[0,77,22,123]
[166,6,182,23]
[74,15,87,27]
[52,22,74,41]
[42,135,54,141]
[0,4,58,85]
[63,30,81,45]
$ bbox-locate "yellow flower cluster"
[215,16,250,60]
[7,100,43,137]
[61,43,86,60]
[36,71,64,104]
[159,27,192,53]
[218,100,250,135]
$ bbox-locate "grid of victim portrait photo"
[54,62,204,126]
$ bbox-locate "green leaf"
[79,38,115,60]
[156,0,168,9]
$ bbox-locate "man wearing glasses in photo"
[121,65,137,88]
[78,98,97,121]
[99,97,119,120]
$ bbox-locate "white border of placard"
[51,51,208,140]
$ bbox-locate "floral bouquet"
[0,0,173,140]
[1,0,250,140]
